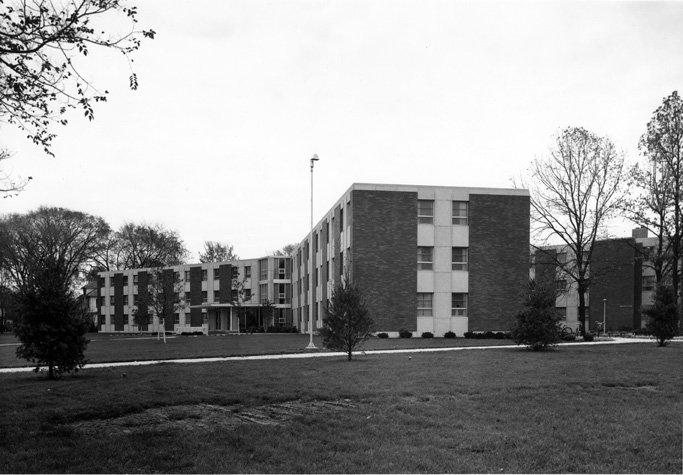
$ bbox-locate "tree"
[644,285,679,347]
[199,241,238,263]
[1,148,31,197]
[319,275,374,361]
[510,279,563,351]
[133,267,184,343]
[259,299,275,329]
[636,91,682,324]
[0,207,110,378]
[93,222,188,271]
[0,0,155,156]
[520,127,626,331]
[270,243,297,256]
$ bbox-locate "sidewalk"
[1,336,671,374]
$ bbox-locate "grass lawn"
[0,332,515,368]
[1,341,681,473]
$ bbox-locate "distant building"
[97,183,531,336]
[532,228,662,333]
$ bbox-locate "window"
[259,259,268,280]
[99,277,106,288]
[185,291,190,303]
[452,293,468,316]
[418,200,434,224]
[109,296,115,305]
[556,280,567,291]
[213,269,220,280]
[557,252,567,264]
[201,269,207,281]
[185,270,190,281]
[110,277,114,287]
[133,274,138,285]
[556,307,567,318]
[123,295,129,306]
[174,313,180,325]
[417,247,433,270]
[244,289,252,301]
[173,271,180,282]
[122,276,128,287]
[417,293,433,316]
[201,291,207,303]
[245,266,251,279]
[202,310,208,324]
[642,276,656,291]
[339,208,344,232]
[232,266,239,278]
[452,201,468,225]
[133,295,139,306]
[214,290,220,302]
[452,247,468,271]
[260,284,268,303]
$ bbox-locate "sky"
[1,0,682,261]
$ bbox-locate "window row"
[417,247,469,271]
[417,293,468,317]
[101,266,253,287]
[417,200,469,225]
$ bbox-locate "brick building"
[532,228,660,333]
[291,183,531,337]
[97,183,531,336]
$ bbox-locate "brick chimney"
[632,227,648,238]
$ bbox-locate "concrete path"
[1,337,672,374]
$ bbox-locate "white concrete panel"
[451,317,469,336]
[452,226,469,246]
[451,272,468,292]
[434,273,452,293]
[433,291,452,317]
[417,271,434,292]
[433,318,452,336]
[433,247,451,273]
[418,224,434,246]
[435,200,451,226]
[417,316,433,334]
[434,225,451,247]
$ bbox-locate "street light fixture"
[306,154,319,350]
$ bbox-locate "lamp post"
[306,154,319,349]
[602,299,607,337]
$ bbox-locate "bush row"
[463,331,511,340]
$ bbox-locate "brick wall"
[589,238,639,331]
[351,189,417,331]
[469,194,530,331]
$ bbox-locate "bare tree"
[520,127,626,330]
[636,91,682,316]
[270,243,297,257]
[133,267,185,343]
[199,241,238,263]
[0,148,31,197]
[93,222,188,271]
[1,0,155,156]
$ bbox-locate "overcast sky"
[1,0,682,261]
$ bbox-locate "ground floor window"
[452,293,468,316]
[417,293,433,316]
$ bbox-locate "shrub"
[483,331,495,339]
[421,332,434,338]
[494,332,506,339]
[583,333,594,342]
[444,331,456,339]
[510,279,562,351]
[398,329,413,338]
[376,332,389,338]
[463,331,474,339]
[644,285,679,346]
